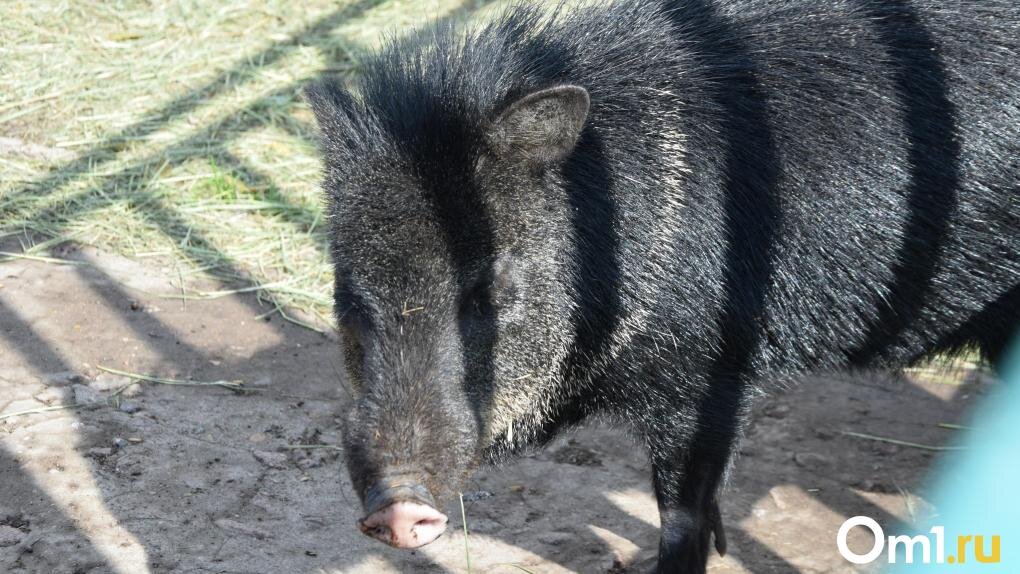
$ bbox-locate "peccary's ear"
[303,78,356,132]
[487,85,590,165]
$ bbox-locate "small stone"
[72,384,101,406]
[0,525,23,547]
[91,373,133,393]
[252,450,288,469]
[815,429,835,440]
[118,400,143,414]
[794,451,831,470]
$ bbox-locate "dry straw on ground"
[0,0,500,330]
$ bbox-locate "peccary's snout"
[358,475,448,548]
[340,312,479,551]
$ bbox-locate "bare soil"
[0,245,991,573]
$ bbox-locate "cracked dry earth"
[0,244,991,573]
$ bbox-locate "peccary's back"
[545,0,1020,379]
[701,0,1020,371]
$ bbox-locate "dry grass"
[0,0,503,329]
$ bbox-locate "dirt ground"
[0,244,993,574]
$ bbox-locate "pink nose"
[359,501,449,548]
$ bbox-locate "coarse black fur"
[306,1,1020,571]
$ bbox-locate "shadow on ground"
[0,243,989,573]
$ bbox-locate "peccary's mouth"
[358,473,449,549]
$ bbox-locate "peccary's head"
[306,51,590,547]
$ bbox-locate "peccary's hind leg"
[935,284,1020,371]
[974,284,1020,370]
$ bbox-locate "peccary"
[306,0,1019,571]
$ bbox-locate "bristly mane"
[310,1,689,173]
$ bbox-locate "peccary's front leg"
[647,379,745,573]
[650,448,729,574]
